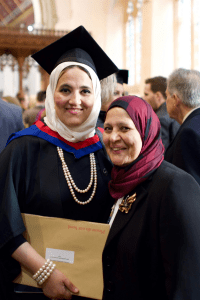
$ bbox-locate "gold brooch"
[119,193,136,213]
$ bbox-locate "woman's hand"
[12,242,79,299]
[42,269,79,299]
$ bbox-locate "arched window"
[175,0,200,70]
[193,0,200,70]
[126,0,143,86]
[175,0,191,69]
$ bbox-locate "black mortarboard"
[32,26,119,80]
[116,69,129,84]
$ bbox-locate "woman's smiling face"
[54,66,95,128]
[103,107,143,167]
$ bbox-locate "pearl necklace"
[57,147,97,205]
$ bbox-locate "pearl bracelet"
[32,259,56,286]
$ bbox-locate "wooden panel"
[0,27,69,58]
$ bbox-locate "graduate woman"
[0,26,118,300]
[102,95,200,300]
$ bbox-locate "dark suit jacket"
[102,161,200,300]
[156,102,180,150]
[0,98,24,153]
[165,108,200,185]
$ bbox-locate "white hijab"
[44,61,101,142]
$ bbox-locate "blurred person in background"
[144,76,179,150]
[96,69,129,129]
[113,69,129,100]
[96,73,117,128]
[23,90,46,127]
[3,96,21,107]
[165,68,200,186]
[16,91,29,112]
[28,94,37,109]
[0,97,24,153]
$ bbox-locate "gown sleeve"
[0,235,26,287]
[4,235,27,256]
[0,138,26,249]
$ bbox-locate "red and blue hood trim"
[7,121,103,159]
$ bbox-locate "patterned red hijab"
[107,95,164,200]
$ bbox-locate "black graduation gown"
[0,134,114,300]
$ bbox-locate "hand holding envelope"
[13,214,110,299]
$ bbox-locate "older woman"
[0,26,118,300]
[102,95,200,300]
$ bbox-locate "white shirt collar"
[182,106,200,123]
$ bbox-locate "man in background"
[23,90,46,127]
[16,91,29,112]
[0,97,24,153]
[165,68,200,185]
[144,76,180,150]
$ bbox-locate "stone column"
[17,56,25,94]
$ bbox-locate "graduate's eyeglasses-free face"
[103,107,142,167]
[54,67,95,129]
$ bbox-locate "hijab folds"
[32,26,119,143]
[44,62,101,142]
[107,95,164,200]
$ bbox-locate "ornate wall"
[1,0,194,98]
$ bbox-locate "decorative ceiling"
[0,0,34,27]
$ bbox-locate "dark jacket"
[156,102,180,150]
[165,108,200,185]
[0,98,24,153]
[102,161,200,300]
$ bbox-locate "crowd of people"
[1,25,200,300]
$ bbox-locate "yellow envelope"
[13,213,110,299]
